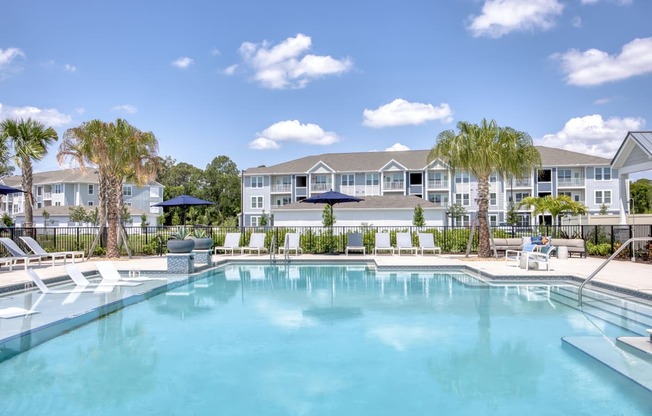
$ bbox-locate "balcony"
[270,184,292,193]
[311,183,331,192]
[409,184,423,195]
[43,192,52,199]
[364,186,381,196]
[557,178,585,187]
[427,179,449,189]
[512,178,531,187]
[384,181,404,191]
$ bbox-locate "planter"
[193,237,213,250]
[167,239,195,254]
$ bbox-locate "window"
[251,196,263,209]
[558,169,571,183]
[455,193,470,206]
[122,185,132,197]
[250,216,260,227]
[514,192,529,203]
[595,167,611,181]
[489,172,498,183]
[150,186,160,198]
[490,193,497,206]
[88,201,94,206]
[150,206,160,214]
[251,176,264,188]
[365,173,379,186]
[53,184,63,194]
[455,215,470,227]
[88,184,94,195]
[296,176,307,188]
[54,201,61,206]
[428,193,448,206]
[537,169,552,182]
[455,172,470,184]
[341,174,354,186]
[124,201,132,206]
[595,190,612,205]
[489,215,497,226]
[37,187,42,196]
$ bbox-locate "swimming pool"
[1,264,651,415]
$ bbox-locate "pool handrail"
[578,236,652,306]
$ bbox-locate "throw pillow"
[531,236,543,245]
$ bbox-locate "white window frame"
[88,201,94,206]
[455,193,470,206]
[250,216,260,227]
[595,190,612,205]
[341,174,354,187]
[53,184,63,194]
[595,167,612,181]
[251,176,264,188]
[122,185,132,197]
[365,173,379,186]
[489,214,497,227]
[455,172,470,184]
[88,184,94,195]
[490,192,497,206]
[251,196,263,209]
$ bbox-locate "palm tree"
[429,119,541,257]
[0,118,58,228]
[59,119,158,258]
[520,195,587,227]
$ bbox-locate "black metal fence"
[1,224,651,259]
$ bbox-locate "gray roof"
[1,168,163,188]
[612,131,652,164]
[273,195,441,211]
[244,146,611,175]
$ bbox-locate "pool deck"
[0,252,650,299]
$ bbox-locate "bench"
[490,238,523,254]
[549,238,586,258]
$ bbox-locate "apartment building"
[0,168,164,227]
[242,146,621,227]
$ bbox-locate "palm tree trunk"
[477,176,491,257]
[22,158,34,229]
[105,176,121,258]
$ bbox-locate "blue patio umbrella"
[301,190,363,254]
[152,195,214,225]
[0,184,25,195]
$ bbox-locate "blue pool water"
[1,265,651,415]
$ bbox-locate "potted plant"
[190,228,213,250]
[166,226,195,253]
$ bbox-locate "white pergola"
[611,131,652,215]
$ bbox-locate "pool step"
[563,336,652,393]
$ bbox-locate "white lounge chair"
[95,261,166,282]
[214,233,242,255]
[345,232,365,256]
[242,233,268,255]
[26,268,96,295]
[0,292,45,318]
[65,264,142,288]
[374,233,394,255]
[279,233,303,256]
[524,245,557,271]
[396,233,418,256]
[0,237,50,269]
[505,243,538,267]
[20,236,84,263]
[418,233,441,255]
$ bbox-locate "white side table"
[557,246,568,260]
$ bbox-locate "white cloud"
[572,16,582,28]
[385,143,410,152]
[538,114,645,158]
[363,99,453,128]
[467,0,564,38]
[0,47,25,80]
[553,37,652,86]
[250,120,340,149]
[593,97,611,105]
[581,0,632,4]
[63,64,76,73]
[0,102,72,126]
[172,56,194,69]
[238,33,352,89]
[223,64,237,75]
[111,104,137,114]
[211,48,221,56]
[75,107,86,115]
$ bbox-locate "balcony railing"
[557,178,585,187]
[364,186,381,196]
[311,183,331,192]
[427,179,449,189]
[384,181,405,190]
[271,184,292,193]
[409,184,423,194]
[512,179,531,187]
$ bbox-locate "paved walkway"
[0,253,650,299]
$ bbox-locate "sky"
[1,0,651,177]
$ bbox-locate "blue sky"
[1,0,651,175]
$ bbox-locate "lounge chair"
[0,237,56,269]
[345,232,365,256]
[214,233,242,255]
[20,236,85,263]
[524,245,557,271]
[418,233,441,255]
[279,233,303,256]
[26,268,96,295]
[65,264,142,288]
[95,261,166,282]
[0,292,45,318]
[242,233,268,255]
[505,243,538,267]
[396,233,417,256]
[374,233,394,255]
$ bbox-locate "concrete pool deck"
[0,252,650,299]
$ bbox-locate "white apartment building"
[0,168,164,227]
[242,146,622,227]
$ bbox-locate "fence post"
[610,225,615,254]
[145,226,149,246]
[53,228,57,249]
[76,227,80,251]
